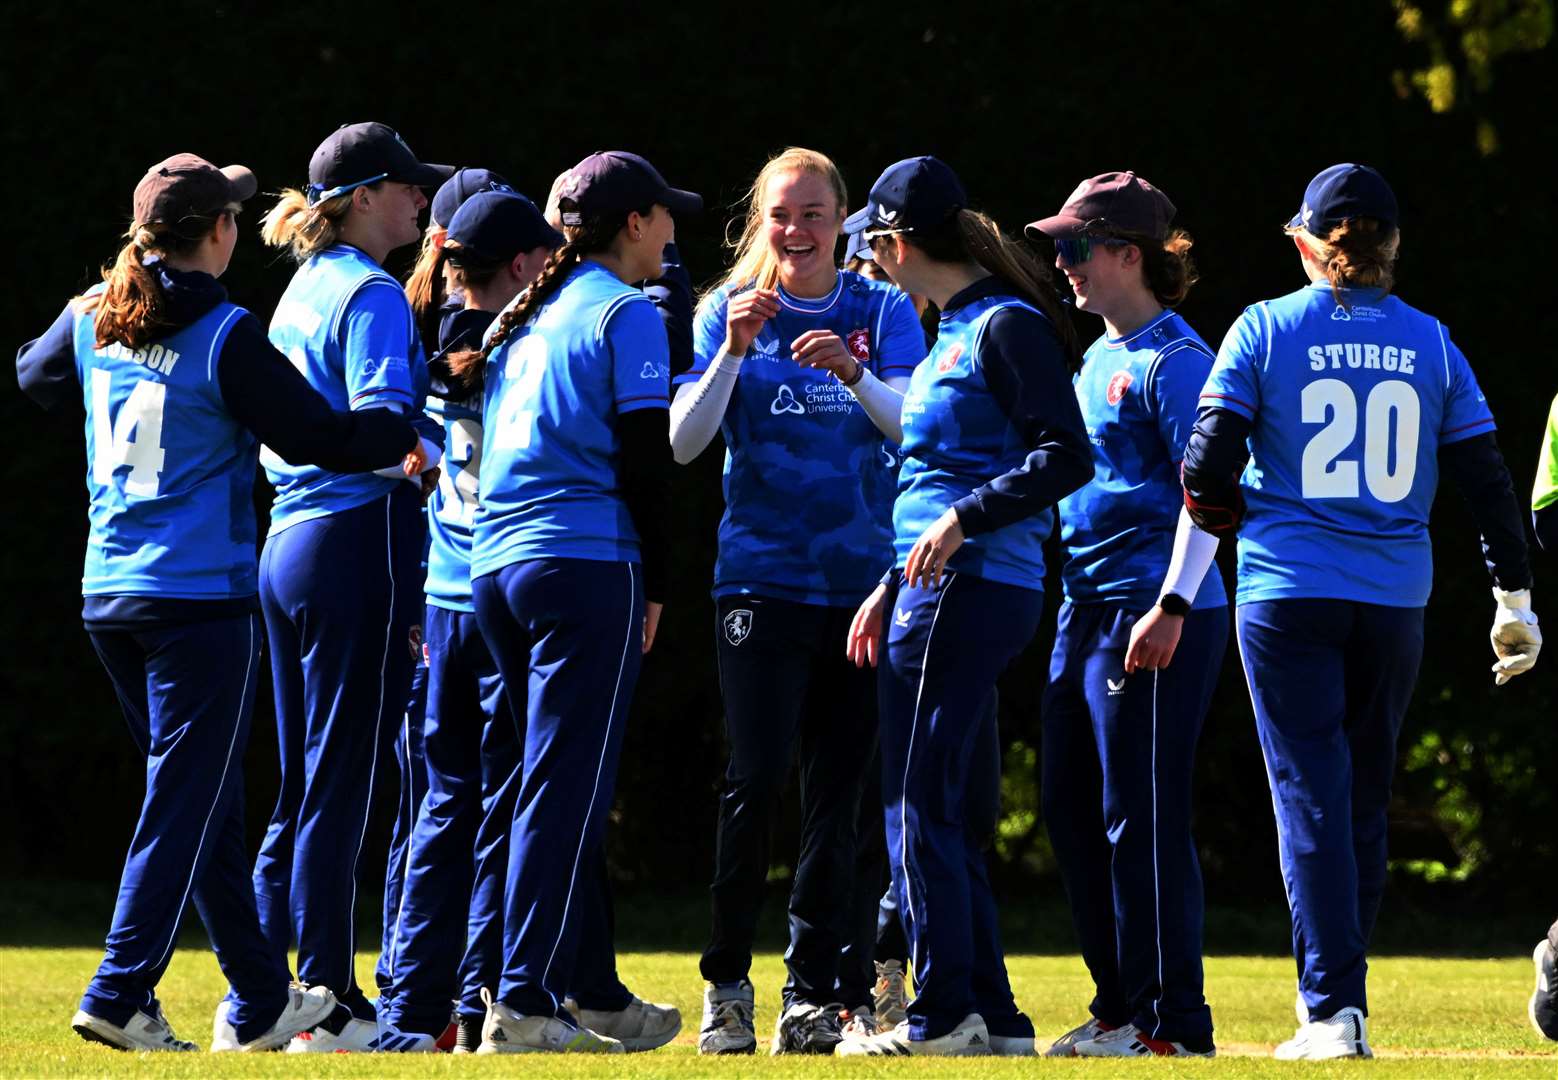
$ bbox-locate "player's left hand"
[1490,587,1541,685]
[791,329,859,383]
[1125,606,1184,673]
[905,509,964,589]
[403,440,428,478]
[644,601,663,654]
[848,584,888,668]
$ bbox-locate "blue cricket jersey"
[1059,309,1227,611]
[72,288,257,598]
[472,261,669,577]
[895,293,1053,591]
[263,244,429,534]
[1202,281,1495,606]
[682,270,925,606]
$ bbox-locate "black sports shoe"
[770,1001,844,1054]
[454,1014,482,1054]
[1531,931,1558,1041]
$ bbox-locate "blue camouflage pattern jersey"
[473,261,669,577]
[682,270,925,606]
[262,244,429,534]
[72,288,257,598]
[1059,310,1227,611]
[895,294,1051,591]
[424,384,482,612]
[1202,281,1495,606]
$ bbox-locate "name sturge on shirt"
[1306,340,1417,374]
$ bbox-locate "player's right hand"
[848,584,888,668]
[644,601,663,654]
[1125,606,1183,673]
[1490,588,1541,685]
[724,287,779,357]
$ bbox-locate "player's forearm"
[1442,432,1533,590]
[669,350,741,464]
[845,368,906,443]
[619,408,673,603]
[1182,406,1252,536]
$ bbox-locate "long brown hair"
[444,200,646,389]
[1290,217,1400,306]
[1135,228,1200,307]
[75,216,224,350]
[714,147,847,295]
[405,226,449,349]
[905,209,1081,366]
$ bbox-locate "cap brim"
[663,188,703,216]
[842,206,878,234]
[541,223,566,248]
[397,162,458,188]
[1285,209,1305,230]
[1025,213,1086,240]
[221,164,258,203]
[844,231,872,263]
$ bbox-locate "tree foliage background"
[2,1,1553,921]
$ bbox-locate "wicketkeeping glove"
[1489,587,1541,686]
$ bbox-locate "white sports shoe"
[1295,987,1308,1024]
[286,1003,437,1052]
[477,991,623,1054]
[989,1032,1036,1055]
[72,1004,196,1051]
[873,960,909,1027]
[567,994,681,1052]
[1274,1005,1372,1060]
[699,980,756,1055]
[212,985,336,1051]
[835,1012,990,1056]
[1045,1016,1117,1056]
[1073,1022,1215,1057]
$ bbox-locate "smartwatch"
[1158,592,1191,617]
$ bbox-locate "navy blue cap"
[431,168,513,230]
[306,122,453,204]
[843,156,967,237]
[446,191,564,262]
[844,229,870,263]
[1288,163,1398,233]
[557,151,702,225]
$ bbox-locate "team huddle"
[17,122,1553,1060]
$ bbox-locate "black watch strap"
[1158,592,1191,616]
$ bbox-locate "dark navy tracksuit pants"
[880,571,1044,1041]
[473,557,645,1020]
[252,485,424,1016]
[376,655,428,1009]
[382,603,514,1034]
[701,593,878,1007]
[1042,601,1227,1047]
[83,611,289,1045]
[840,695,1000,1007]
[1236,599,1423,1021]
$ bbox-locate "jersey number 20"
[91,369,167,497]
[1301,378,1420,503]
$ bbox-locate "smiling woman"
[669,147,928,1056]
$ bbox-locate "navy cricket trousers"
[473,557,645,1019]
[1237,599,1423,1021]
[880,571,1044,1041]
[376,654,428,1008]
[84,611,289,1044]
[1042,601,1228,1047]
[252,485,424,1016]
[701,593,878,1007]
[383,603,515,1034]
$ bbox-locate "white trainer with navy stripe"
[1274,1005,1372,1060]
[1045,1016,1117,1056]
[212,984,337,1051]
[285,1003,436,1053]
[71,1004,197,1052]
[835,1013,990,1056]
[1073,1022,1214,1057]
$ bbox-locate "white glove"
[1489,587,1541,686]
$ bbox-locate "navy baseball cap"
[557,151,702,225]
[1027,171,1176,241]
[1288,163,1398,233]
[134,153,257,228]
[431,168,513,230]
[307,122,454,205]
[447,191,564,262]
[842,156,967,237]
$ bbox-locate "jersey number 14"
[91,370,167,497]
[1301,378,1419,503]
